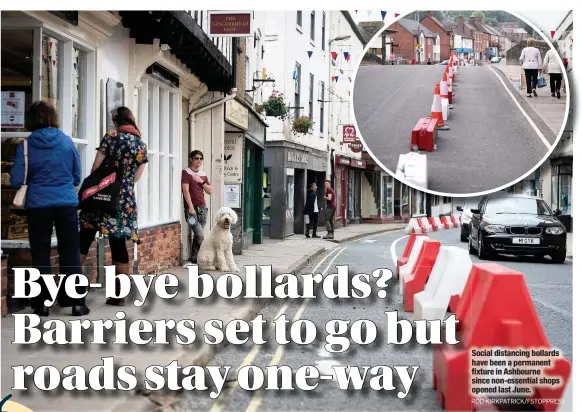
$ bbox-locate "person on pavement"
[519,38,543,98]
[427,57,432,65]
[303,182,321,238]
[543,50,564,99]
[79,106,148,306]
[10,101,90,317]
[182,150,212,264]
[323,179,336,240]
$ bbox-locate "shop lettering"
[288,152,308,164]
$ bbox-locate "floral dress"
[79,130,148,243]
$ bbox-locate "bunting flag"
[334,76,339,82]
[307,50,313,58]
[550,30,556,38]
[331,51,338,61]
[344,51,350,62]
[49,41,53,48]
[52,60,56,66]
[381,11,387,20]
[331,76,335,82]
[355,10,358,14]
[395,13,400,17]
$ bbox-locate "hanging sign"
[207,11,253,37]
[1,91,25,128]
[224,133,243,183]
[342,124,357,143]
[349,140,364,153]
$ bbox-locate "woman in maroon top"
[323,179,336,239]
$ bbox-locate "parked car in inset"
[467,194,567,263]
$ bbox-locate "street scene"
[170,226,572,411]
[0,9,574,412]
[353,11,569,195]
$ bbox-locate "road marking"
[531,296,572,318]
[488,66,551,150]
[244,246,348,412]
[390,235,410,266]
[360,239,377,243]
[356,229,404,243]
[209,246,341,412]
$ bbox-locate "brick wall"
[421,17,450,60]
[1,222,180,316]
[236,38,247,101]
[388,22,416,61]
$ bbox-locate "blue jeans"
[185,207,208,262]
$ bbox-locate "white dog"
[197,206,240,272]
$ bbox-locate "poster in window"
[106,79,124,133]
[1,91,25,128]
[224,184,241,209]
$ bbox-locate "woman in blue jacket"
[11,101,90,317]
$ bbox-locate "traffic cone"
[446,72,454,104]
[440,79,451,119]
[431,83,450,130]
[449,65,456,85]
[441,73,453,109]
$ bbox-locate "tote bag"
[78,138,122,215]
[12,139,28,209]
[537,76,548,88]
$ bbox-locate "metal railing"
[184,10,233,65]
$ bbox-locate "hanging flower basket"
[292,116,314,135]
[258,91,288,118]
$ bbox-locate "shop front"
[224,99,266,253]
[551,156,572,232]
[263,142,327,239]
[333,155,364,227]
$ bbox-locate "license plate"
[512,238,540,244]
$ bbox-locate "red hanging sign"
[342,124,357,143]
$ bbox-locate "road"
[353,65,560,195]
[172,228,572,411]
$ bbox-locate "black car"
[467,194,567,263]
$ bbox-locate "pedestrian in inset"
[10,101,90,316]
[303,182,321,238]
[323,179,336,240]
[79,106,148,306]
[543,50,563,99]
[519,38,543,98]
[182,150,212,264]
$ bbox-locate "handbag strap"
[22,138,28,185]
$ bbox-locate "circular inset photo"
[353,10,570,196]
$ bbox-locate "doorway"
[293,168,305,234]
[393,178,402,220]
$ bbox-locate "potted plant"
[292,116,314,135]
[258,91,288,118]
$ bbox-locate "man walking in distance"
[181,150,212,264]
[303,182,321,238]
[323,179,336,240]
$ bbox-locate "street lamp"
[329,34,352,44]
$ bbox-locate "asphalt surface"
[353,65,558,195]
[173,228,572,411]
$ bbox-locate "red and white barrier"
[405,218,430,234]
[399,236,429,294]
[396,233,427,279]
[428,216,444,231]
[413,246,473,321]
[403,239,440,312]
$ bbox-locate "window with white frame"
[309,73,314,120]
[136,75,180,227]
[310,11,315,41]
[245,56,252,93]
[296,11,302,28]
[319,81,324,134]
[321,12,326,50]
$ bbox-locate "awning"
[119,11,233,92]
[455,48,474,53]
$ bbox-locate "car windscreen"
[485,197,552,216]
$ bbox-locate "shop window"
[551,164,571,215]
[2,21,96,242]
[137,76,180,227]
[382,174,393,217]
[263,168,272,220]
[286,169,295,216]
[401,185,410,215]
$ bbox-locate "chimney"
[469,16,476,23]
[458,15,464,23]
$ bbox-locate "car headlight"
[545,226,565,235]
[483,225,505,234]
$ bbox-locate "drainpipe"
[188,89,237,153]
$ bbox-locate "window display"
[286,169,294,217]
[1,138,28,239]
[382,174,393,218]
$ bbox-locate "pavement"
[493,62,569,135]
[174,228,573,411]
[353,64,563,195]
[0,222,406,412]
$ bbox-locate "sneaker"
[305,232,310,238]
[557,91,561,99]
[551,93,555,97]
[312,234,321,238]
[527,94,532,98]
[533,90,538,97]
[72,305,91,316]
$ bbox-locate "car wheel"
[477,232,489,260]
[551,252,567,264]
[468,234,477,255]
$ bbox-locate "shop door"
[393,178,402,220]
[293,169,306,234]
[341,168,347,226]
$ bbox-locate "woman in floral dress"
[79,106,148,306]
